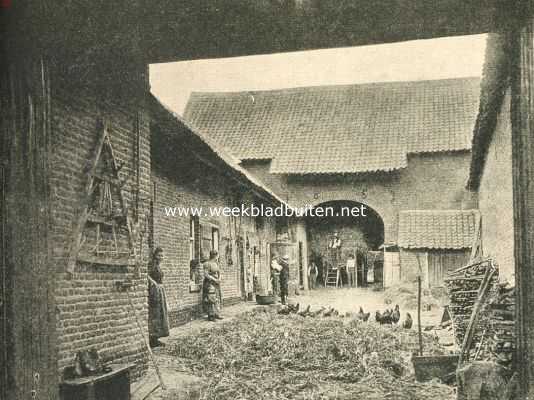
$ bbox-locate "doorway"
[238,238,246,299]
[298,241,304,289]
[0,164,6,400]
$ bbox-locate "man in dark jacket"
[279,254,290,304]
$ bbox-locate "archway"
[306,200,384,288]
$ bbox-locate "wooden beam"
[2,57,58,400]
[510,8,534,398]
[143,0,497,63]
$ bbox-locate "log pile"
[444,259,499,361]
[488,283,515,366]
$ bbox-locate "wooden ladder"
[325,267,340,288]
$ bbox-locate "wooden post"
[2,58,58,400]
[417,275,423,356]
[510,7,534,398]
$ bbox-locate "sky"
[149,34,487,116]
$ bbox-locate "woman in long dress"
[148,247,170,347]
[203,250,223,321]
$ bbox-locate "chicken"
[297,304,311,317]
[322,307,334,317]
[402,313,413,329]
[286,303,299,313]
[310,306,326,317]
[375,310,382,324]
[381,309,392,325]
[277,306,291,315]
[391,304,401,324]
[356,307,371,322]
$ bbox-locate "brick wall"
[50,87,151,380]
[478,91,515,283]
[242,151,472,245]
[151,152,279,326]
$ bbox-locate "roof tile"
[184,77,480,174]
[398,210,479,249]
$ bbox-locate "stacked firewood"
[488,283,515,366]
[444,259,499,361]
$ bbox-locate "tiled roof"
[398,210,479,250]
[149,94,291,208]
[184,77,480,174]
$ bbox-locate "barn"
[397,209,477,288]
[184,78,481,288]
[4,1,534,398]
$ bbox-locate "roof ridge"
[184,77,480,174]
[400,209,479,213]
[186,76,481,98]
[149,93,289,206]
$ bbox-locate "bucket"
[412,354,459,383]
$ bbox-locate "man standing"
[148,247,170,347]
[308,259,318,290]
[271,254,282,297]
[203,250,223,322]
[328,232,342,269]
[346,254,356,287]
[279,254,290,304]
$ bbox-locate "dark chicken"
[382,309,393,325]
[402,313,413,329]
[375,309,396,325]
[391,304,401,324]
[297,304,311,317]
[356,307,371,322]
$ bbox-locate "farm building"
[149,95,305,326]
[184,78,481,287]
[397,210,477,287]
[3,1,534,399]
[467,34,515,284]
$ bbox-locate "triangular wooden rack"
[67,120,138,273]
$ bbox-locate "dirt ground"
[297,287,444,327]
[135,286,456,399]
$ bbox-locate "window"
[212,227,219,252]
[189,217,196,261]
[189,220,220,292]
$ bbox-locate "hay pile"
[166,311,456,400]
[383,284,442,310]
